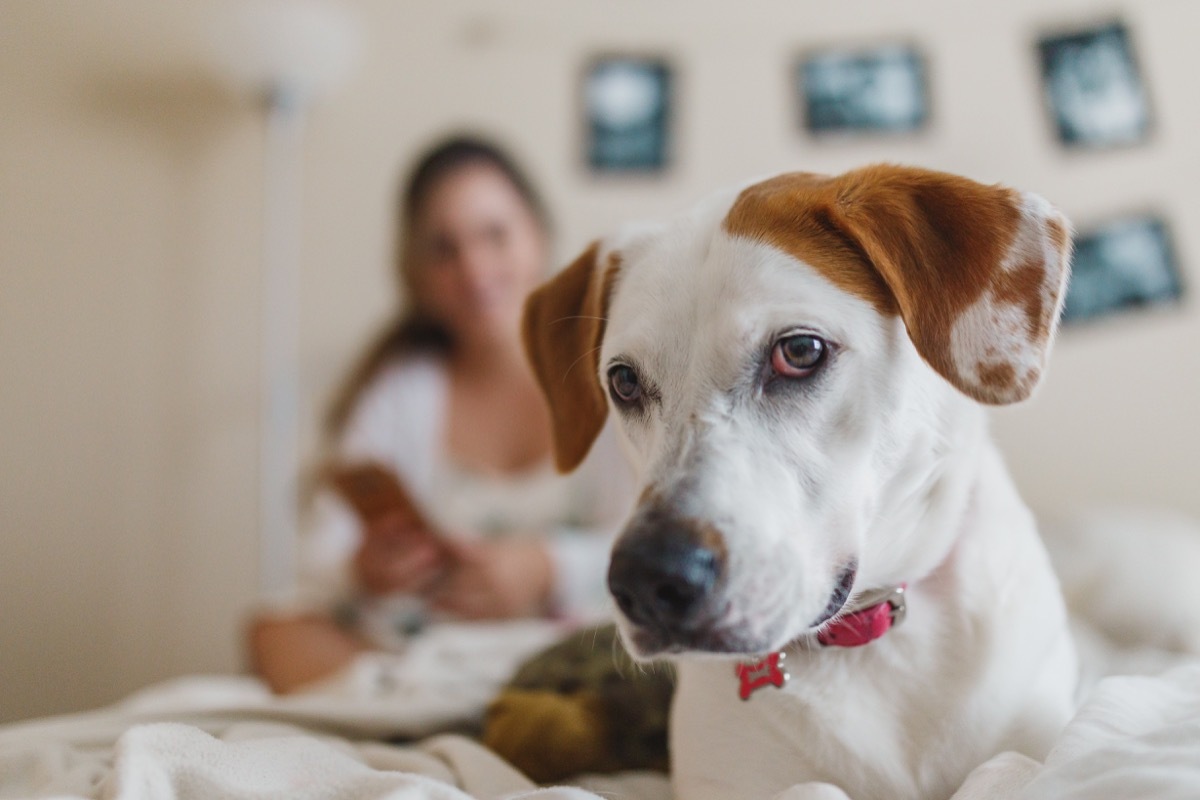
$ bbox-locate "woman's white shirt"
[297,356,633,627]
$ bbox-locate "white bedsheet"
[3,635,1198,800]
[955,661,1200,800]
[2,659,1199,800]
[4,510,1200,800]
[0,619,671,800]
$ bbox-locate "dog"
[521,165,1079,800]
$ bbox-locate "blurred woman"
[249,136,629,693]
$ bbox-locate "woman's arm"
[428,537,554,619]
[246,613,369,694]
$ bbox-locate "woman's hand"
[430,537,554,620]
[353,511,446,596]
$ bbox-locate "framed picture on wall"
[583,56,673,173]
[797,44,928,135]
[1062,215,1182,324]
[1037,21,1151,148]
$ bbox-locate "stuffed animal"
[483,623,674,783]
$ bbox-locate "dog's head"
[523,165,1072,658]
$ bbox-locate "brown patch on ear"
[724,165,1073,405]
[1046,214,1070,256]
[522,243,620,472]
[977,362,1016,390]
[724,172,899,316]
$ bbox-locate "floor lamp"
[206,1,362,597]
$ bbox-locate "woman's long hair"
[324,135,550,440]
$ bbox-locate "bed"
[4,510,1200,800]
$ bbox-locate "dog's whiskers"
[550,315,609,324]
[561,344,603,386]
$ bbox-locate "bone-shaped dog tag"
[736,652,789,700]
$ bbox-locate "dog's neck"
[733,400,996,700]
[857,394,992,591]
[727,429,1050,730]
[678,439,1074,800]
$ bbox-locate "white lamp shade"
[207,0,363,102]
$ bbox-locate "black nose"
[607,525,722,631]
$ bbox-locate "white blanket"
[955,661,1200,800]
[3,660,1199,800]
[0,620,671,800]
[2,718,647,799]
[5,510,1200,800]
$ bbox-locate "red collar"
[735,584,907,700]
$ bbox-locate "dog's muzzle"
[607,510,726,647]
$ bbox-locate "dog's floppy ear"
[522,242,616,472]
[828,165,1073,404]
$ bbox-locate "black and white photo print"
[584,56,673,173]
[1038,22,1151,148]
[798,44,928,135]
[1063,215,1182,323]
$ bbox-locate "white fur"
[949,192,1072,402]
[597,189,1078,800]
[949,289,1043,394]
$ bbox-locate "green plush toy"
[483,623,674,783]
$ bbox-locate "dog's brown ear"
[522,242,616,472]
[827,165,1073,404]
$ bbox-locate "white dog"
[522,166,1079,800]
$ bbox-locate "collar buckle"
[815,583,907,649]
[849,583,907,626]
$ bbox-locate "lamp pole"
[258,84,306,597]
[204,1,362,598]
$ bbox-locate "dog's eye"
[608,364,642,404]
[772,334,827,377]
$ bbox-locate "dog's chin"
[619,622,772,660]
[617,564,859,659]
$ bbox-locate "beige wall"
[1,0,1196,721]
